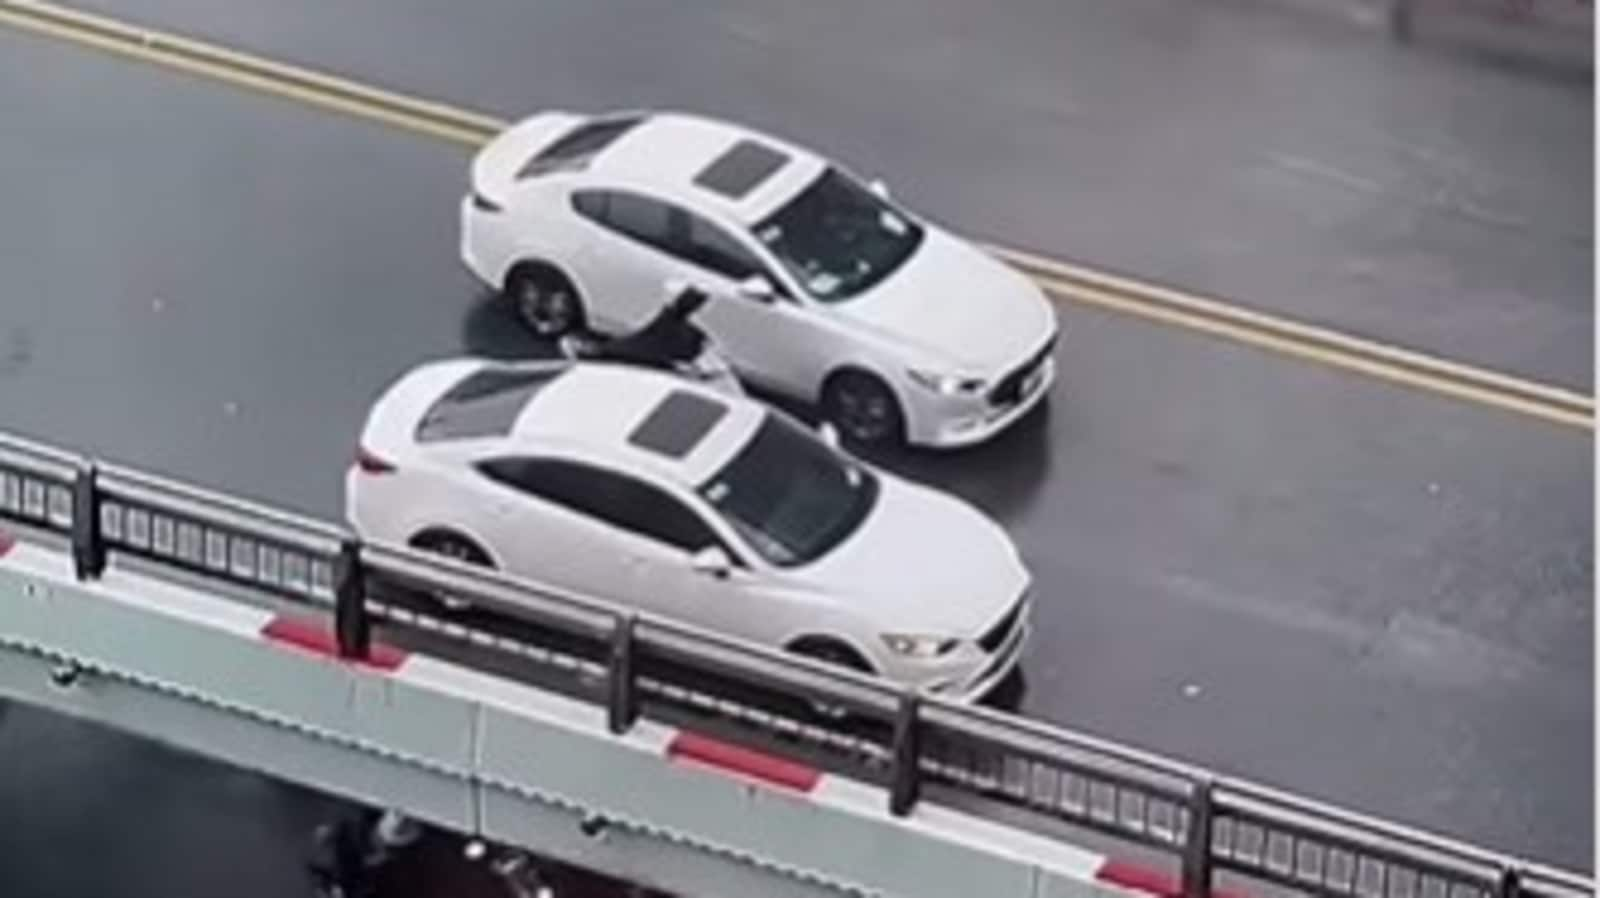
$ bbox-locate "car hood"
[838,227,1056,374]
[796,474,1028,638]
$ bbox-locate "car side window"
[578,189,678,258]
[677,211,764,282]
[571,189,607,223]
[606,477,722,553]
[572,189,779,293]
[479,457,721,554]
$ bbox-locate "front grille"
[977,600,1023,653]
[987,334,1057,408]
[971,635,1018,685]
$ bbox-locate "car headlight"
[881,633,959,658]
[907,368,985,396]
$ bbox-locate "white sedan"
[460,109,1058,448]
[346,357,1030,700]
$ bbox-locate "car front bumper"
[878,604,1030,704]
[902,355,1055,448]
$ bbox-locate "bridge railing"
[0,429,1590,898]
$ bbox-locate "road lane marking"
[1000,247,1594,428]
[2,0,1590,432]
[1031,272,1592,429]
[0,0,496,146]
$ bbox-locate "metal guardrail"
[0,429,1590,898]
[0,433,77,535]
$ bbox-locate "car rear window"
[627,390,729,459]
[693,139,790,200]
[416,366,565,443]
[517,115,646,179]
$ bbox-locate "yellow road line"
[1,0,1590,432]
[1033,274,1593,430]
[998,245,1594,417]
[0,0,497,146]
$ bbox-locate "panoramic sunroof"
[627,390,729,459]
[693,139,790,200]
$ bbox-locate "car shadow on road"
[851,400,1058,526]
[458,291,556,361]
[976,667,1030,713]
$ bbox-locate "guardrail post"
[1496,867,1523,898]
[70,461,105,581]
[333,538,370,660]
[607,613,638,735]
[1182,778,1215,898]
[889,690,922,817]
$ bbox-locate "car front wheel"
[822,370,905,447]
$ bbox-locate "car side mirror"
[818,421,841,449]
[869,179,890,200]
[690,546,732,579]
[736,275,775,303]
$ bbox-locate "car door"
[566,189,684,332]
[666,208,833,395]
[472,456,634,602]
[570,466,773,641]
[477,454,765,636]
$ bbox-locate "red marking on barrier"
[666,731,822,793]
[0,529,14,558]
[1097,860,1251,898]
[260,616,408,671]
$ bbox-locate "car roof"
[578,112,828,224]
[494,363,765,488]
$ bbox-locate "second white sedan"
[460,109,1058,448]
[347,357,1031,700]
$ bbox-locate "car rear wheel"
[822,370,905,447]
[505,263,585,339]
[410,531,493,611]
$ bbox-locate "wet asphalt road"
[0,0,1590,892]
[64,0,1599,390]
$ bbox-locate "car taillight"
[355,446,396,475]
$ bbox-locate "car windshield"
[698,414,878,567]
[752,167,924,303]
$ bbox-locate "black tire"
[409,530,493,610]
[822,369,905,447]
[504,263,585,339]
